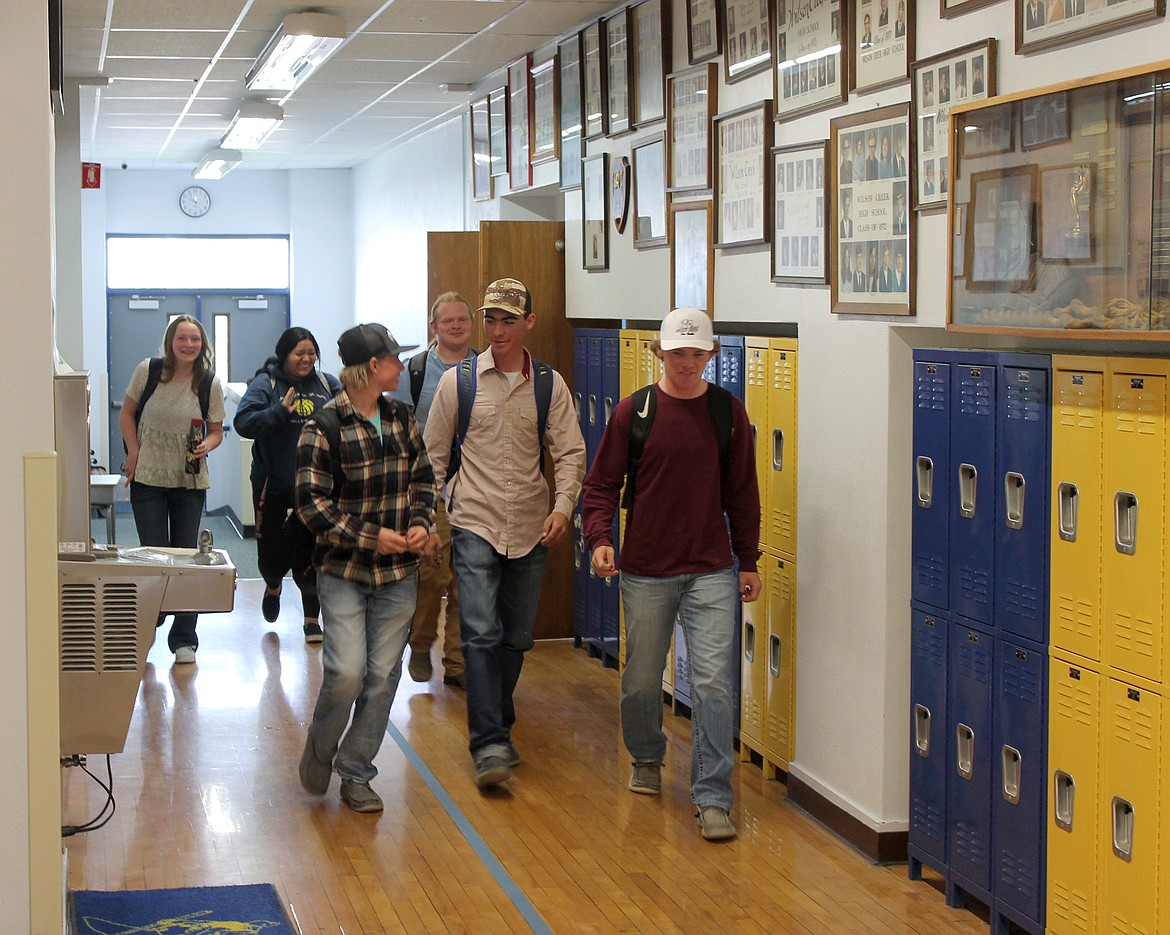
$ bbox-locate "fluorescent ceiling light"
[192,148,241,180]
[245,11,346,93]
[221,102,284,150]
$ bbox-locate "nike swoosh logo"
[637,393,651,419]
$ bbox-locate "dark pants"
[252,482,319,619]
[130,482,206,651]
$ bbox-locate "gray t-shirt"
[390,346,475,428]
[126,360,225,489]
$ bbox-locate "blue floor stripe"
[386,720,554,935]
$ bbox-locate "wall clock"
[179,185,211,218]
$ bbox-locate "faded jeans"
[307,572,416,783]
[620,568,737,810]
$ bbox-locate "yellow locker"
[636,329,661,386]
[763,551,795,777]
[1102,359,1169,685]
[767,340,798,558]
[739,558,768,756]
[619,330,639,400]
[1050,356,1106,663]
[745,338,770,547]
[1047,652,1101,935]
[1100,676,1161,935]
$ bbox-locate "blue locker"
[994,357,1050,644]
[909,605,949,879]
[585,331,604,460]
[572,332,589,648]
[992,636,1047,935]
[947,619,994,906]
[912,351,953,612]
[599,333,621,665]
[950,354,997,626]
[573,330,589,454]
[717,336,745,400]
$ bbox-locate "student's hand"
[121,451,138,483]
[404,524,430,554]
[739,571,762,603]
[424,532,443,567]
[540,511,570,548]
[376,528,410,555]
[281,387,296,412]
[591,546,618,578]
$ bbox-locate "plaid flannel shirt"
[294,390,435,587]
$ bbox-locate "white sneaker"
[174,646,197,665]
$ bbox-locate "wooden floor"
[63,578,986,934]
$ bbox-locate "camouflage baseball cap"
[478,278,532,317]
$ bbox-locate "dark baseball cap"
[337,323,418,366]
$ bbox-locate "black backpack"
[124,357,213,453]
[407,348,478,409]
[620,384,734,513]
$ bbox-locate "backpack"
[267,369,333,397]
[125,357,213,453]
[446,356,554,484]
[408,347,478,409]
[620,383,734,513]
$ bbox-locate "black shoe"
[442,673,465,689]
[303,621,323,644]
[262,589,281,623]
[474,755,512,788]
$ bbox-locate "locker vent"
[958,371,993,417]
[952,819,989,866]
[1054,595,1096,645]
[1054,677,1093,728]
[1112,375,1165,438]
[1001,649,1041,704]
[915,369,947,412]
[1004,377,1045,422]
[772,356,795,394]
[997,851,1039,903]
[1002,578,1042,624]
[1055,376,1102,431]
[60,580,142,672]
[1049,881,1092,933]
[911,795,944,841]
[913,555,946,595]
[1112,610,1156,663]
[1111,695,1156,752]
[955,636,992,685]
[955,565,992,613]
[913,620,946,668]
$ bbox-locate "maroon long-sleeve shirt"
[581,384,760,577]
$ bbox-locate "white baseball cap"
[659,307,714,351]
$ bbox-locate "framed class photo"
[507,55,532,191]
[631,0,670,126]
[911,39,997,210]
[966,164,1038,292]
[632,134,668,247]
[831,103,914,315]
[1017,0,1164,54]
[670,200,715,310]
[531,55,559,165]
[605,9,632,136]
[774,0,846,123]
[489,86,508,178]
[714,100,774,248]
[558,35,583,191]
[470,95,492,201]
[686,0,721,63]
[667,63,718,192]
[852,0,914,94]
[723,0,772,83]
[583,153,610,270]
[772,140,829,284]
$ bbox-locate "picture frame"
[605,9,632,137]
[774,0,847,123]
[666,63,718,193]
[723,0,772,84]
[470,95,492,202]
[558,35,584,191]
[957,100,1014,159]
[613,155,632,233]
[686,0,721,64]
[1016,0,1165,55]
[941,0,999,18]
[632,133,668,248]
[1020,92,1070,150]
[507,55,532,191]
[911,39,997,211]
[714,99,774,248]
[582,21,607,140]
[670,200,715,311]
[772,140,829,284]
[851,0,914,94]
[531,55,559,165]
[965,164,1038,292]
[830,103,914,315]
[632,0,671,127]
[583,153,610,270]
[1040,163,1094,262]
[489,86,508,178]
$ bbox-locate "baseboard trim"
[205,505,246,539]
[786,773,908,864]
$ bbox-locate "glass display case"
[948,64,1170,335]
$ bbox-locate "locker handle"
[1004,473,1025,530]
[573,391,582,420]
[772,428,784,472]
[916,456,933,509]
[768,633,781,678]
[956,723,974,780]
[573,539,582,570]
[588,394,597,427]
[913,704,930,757]
[744,620,755,663]
[1001,746,1022,804]
[1111,796,1135,861]
[603,396,613,427]
[959,464,977,519]
[1114,492,1138,555]
[1053,769,1075,831]
[1057,482,1079,542]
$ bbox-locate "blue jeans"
[452,528,548,759]
[130,482,205,652]
[620,569,737,811]
[308,572,416,782]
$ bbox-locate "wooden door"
[427,231,483,349]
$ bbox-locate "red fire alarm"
[82,163,101,189]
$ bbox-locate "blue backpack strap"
[531,358,554,476]
[446,357,477,484]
